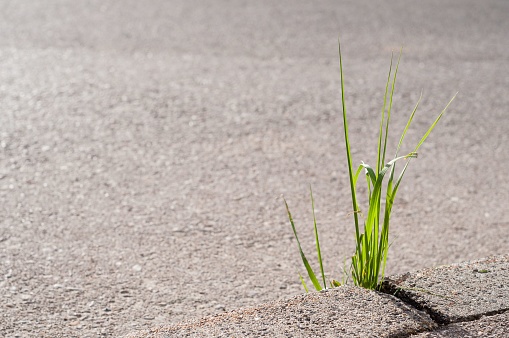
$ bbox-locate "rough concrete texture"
[126,256,509,338]
[1,0,508,337]
[411,312,509,338]
[383,255,509,324]
[124,285,436,338]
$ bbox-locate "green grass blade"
[391,154,413,201]
[284,198,323,291]
[388,91,422,190]
[361,162,377,186]
[381,48,403,169]
[387,90,420,192]
[414,92,458,152]
[353,164,364,188]
[354,165,366,207]
[310,186,327,289]
[338,37,363,275]
[378,158,413,288]
[395,91,423,157]
[377,52,394,172]
[359,153,416,288]
[362,153,415,189]
[378,194,394,282]
[366,173,372,206]
[298,272,309,293]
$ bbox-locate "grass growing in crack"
[285,40,457,291]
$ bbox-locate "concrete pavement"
[126,255,509,337]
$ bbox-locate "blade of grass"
[310,186,327,289]
[284,198,323,291]
[377,52,394,173]
[298,272,309,293]
[395,91,423,157]
[338,37,363,279]
[414,92,458,152]
[357,153,416,288]
[392,93,457,205]
[362,162,377,186]
[387,91,423,199]
[381,48,403,170]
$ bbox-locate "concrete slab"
[125,285,435,338]
[411,312,509,337]
[382,255,509,324]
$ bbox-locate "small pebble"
[215,304,226,311]
[20,294,31,301]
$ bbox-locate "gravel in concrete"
[411,312,509,338]
[382,255,509,324]
[124,285,436,338]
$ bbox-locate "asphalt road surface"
[0,0,508,337]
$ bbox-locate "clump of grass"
[285,40,457,291]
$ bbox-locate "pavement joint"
[381,255,509,336]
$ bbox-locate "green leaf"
[361,162,377,186]
[414,92,458,152]
[395,91,422,157]
[284,198,323,291]
[310,186,327,290]
[299,272,309,293]
[338,37,363,279]
[381,48,403,171]
[377,52,394,173]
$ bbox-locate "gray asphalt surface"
[0,0,508,337]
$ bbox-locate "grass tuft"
[285,40,457,291]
